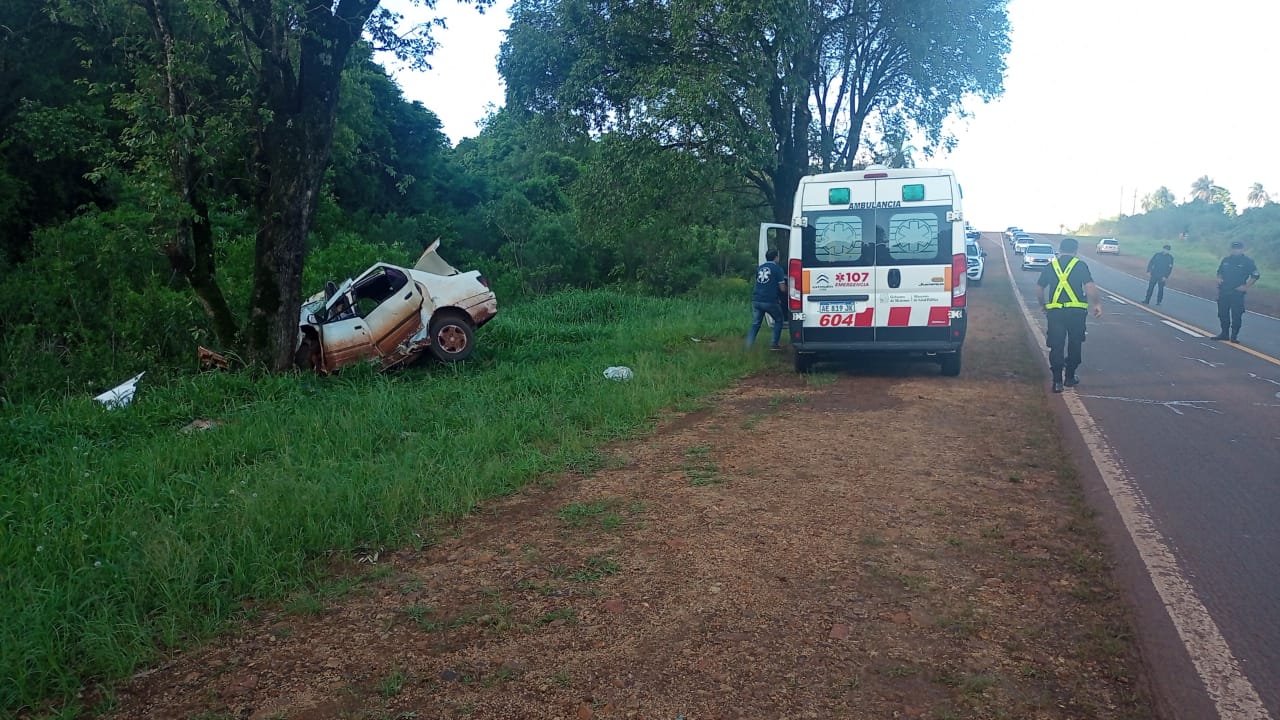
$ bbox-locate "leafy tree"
[0,0,117,264]
[1190,175,1216,203]
[499,0,1010,224]
[1246,182,1270,208]
[1211,186,1236,217]
[1140,186,1175,213]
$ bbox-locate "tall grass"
[0,287,772,714]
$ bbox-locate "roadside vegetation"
[0,286,773,714]
[1079,178,1279,292]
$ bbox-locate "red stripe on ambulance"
[887,307,911,327]
[854,308,874,327]
[927,307,951,326]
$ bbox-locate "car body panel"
[1096,238,1120,254]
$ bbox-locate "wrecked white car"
[295,241,497,373]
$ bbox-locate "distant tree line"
[1085,176,1278,264]
[0,0,1010,404]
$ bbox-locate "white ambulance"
[758,166,969,374]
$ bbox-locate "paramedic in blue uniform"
[1036,237,1103,393]
[1212,240,1260,342]
[746,248,786,350]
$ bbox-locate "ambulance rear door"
[870,175,962,346]
[796,178,878,344]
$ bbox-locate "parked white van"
[758,167,968,375]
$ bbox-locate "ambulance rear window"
[883,210,950,264]
[806,213,871,266]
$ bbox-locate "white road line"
[1182,356,1225,368]
[1077,395,1222,416]
[1108,294,1130,305]
[1248,373,1280,388]
[1163,320,1205,337]
[997,240,1274,720]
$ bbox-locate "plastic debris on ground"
[94,372,145,409]
[603,366,634,381]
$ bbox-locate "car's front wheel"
[429,313,476,362]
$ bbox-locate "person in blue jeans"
[746,249,787,350]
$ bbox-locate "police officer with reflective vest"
[1036,237,1103,393]
[1212,240,1260,342]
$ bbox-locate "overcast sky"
[384,0,1280,234]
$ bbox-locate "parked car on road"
[1096,238,1120,254]
[1013,233,1036,254]
[1022,243,1056,271]
[295,240,497,373]
[965,241,986,285]
[1005,226,1023,242]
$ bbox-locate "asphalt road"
[989,234,1280,720]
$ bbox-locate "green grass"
[570,556,620,582]
[0,287,775,714]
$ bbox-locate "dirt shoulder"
[101,269,1153,719]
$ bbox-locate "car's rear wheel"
[429,313,476,362]
[940,351,961,377]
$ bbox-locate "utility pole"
[1132,188,1138,216]
[1119,186,1124,219]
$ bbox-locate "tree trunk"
[143,0,240,348]
[241,0,380,370]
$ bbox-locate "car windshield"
[1027,245,1054,254]
[1101,240,1118,245]
[966,244,980,257]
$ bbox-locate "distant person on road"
[1143,244,1175,305]
[1212,240,1261,342]
[1036,236,1103,393]
[746,248,786,351]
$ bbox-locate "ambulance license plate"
[819,302,855,313]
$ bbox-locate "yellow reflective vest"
[1045,257,1089,309]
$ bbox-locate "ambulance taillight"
[788,258,803,310]
[951,254,967,308]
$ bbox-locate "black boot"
[1211,327,1230,341]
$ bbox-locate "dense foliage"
[1,0,1011,405]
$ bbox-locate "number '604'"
[818,313,857,327]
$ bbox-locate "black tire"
[794,352,813,374]
[940,351,961,377]
[428,314,476,362]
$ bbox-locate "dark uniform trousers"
[1217,289,1246,335]
[1046,307,1087,381]
[1144,274,1168,304]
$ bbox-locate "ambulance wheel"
[794,353,813,374]
[940,352,961,377]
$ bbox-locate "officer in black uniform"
[1036,236,1103,393]
[1212,240,1261,342]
